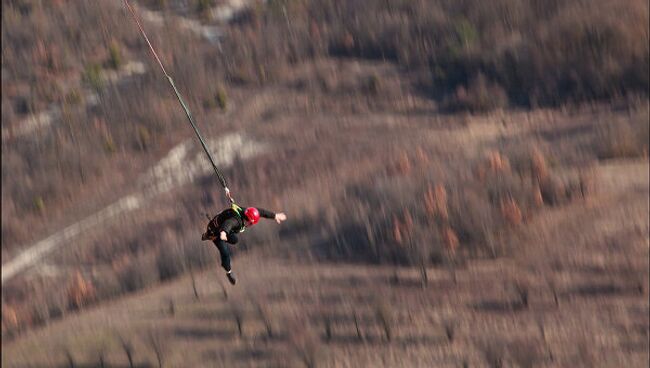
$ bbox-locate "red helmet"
[244,207,260,225]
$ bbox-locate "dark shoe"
[226,271,236,285]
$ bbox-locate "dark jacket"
[204,205,275,241]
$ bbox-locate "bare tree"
[480,340,506,368]
[322,313,333,342]
[167,298,175,317]
[63,347,75,368]
[118,335,135,368]
[91,340,107,368]
[536,318,555,362]
[443,319,456,343]
[219,280,228,301]
[255,301,274,338]
[546,278,559,308]
[146,329,166,368]
[375,301,394,342]
[508,340,543,368]
[407,227,429,288]
[512,280,530,309]
[353,310,363,341]
[188,263,199,301]
[403,211,431,287]
[289,323,323,368]
[418,256,428,288]
[231,304,245,338]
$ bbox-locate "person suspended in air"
[202,202,287,285]
[121,0,288,285]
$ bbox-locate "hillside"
[3,153,648,366]
[1,0,649,367]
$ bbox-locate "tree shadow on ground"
[189,306,233,322]
[567,283,642,298]
[174,325,235,340]
[56,365,153,368]
[397,334,447,347]
[231,347,274,361]
[470,299,526,313]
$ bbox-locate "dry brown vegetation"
[225,0,649,107]
[1,0,649,367]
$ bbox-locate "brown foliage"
[392,210,414,246]
[442,226,460,255]
[443,74,509,113]
[2,305,19,332]
[403,211,414,233]
[394,152,412,175]
[392,216,403,245]
[476,151,511,180]
[425,184,449,222]
[530,149,549,182]
[532,185,544,207]
[500,197,523,226]
[226,0,648,106]
[539,177,567,206]
[67,271,95,310]
[415,146,430,164]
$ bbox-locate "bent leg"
[213,240,232,272]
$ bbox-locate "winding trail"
[137,0,255,45]
[1,133,268,284]
[1,0,264,283]
[1,0,254,141]
[1,61,147,142]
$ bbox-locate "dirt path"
[1,133,268,284]
[1,61,147,142]
[1,0,255,141]
[137,0,255,45]
[1,0,266,282]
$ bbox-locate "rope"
[122,0,234,204]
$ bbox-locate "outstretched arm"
[258,208,287,224]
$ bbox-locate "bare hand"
[275,212,287,224]
[220,231,228,241]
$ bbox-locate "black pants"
[213,233,238,272]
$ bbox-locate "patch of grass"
[597,118,649,159]
[33,197,45,213]
[82,63,104,90]
[107,41,123,70]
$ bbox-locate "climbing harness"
[122,0,234,204]
[231,203,245,217]
[231,203,247,232]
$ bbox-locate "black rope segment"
[122,0,233,203]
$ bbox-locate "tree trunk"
[419,261,428,288]
[354,311,363,341]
